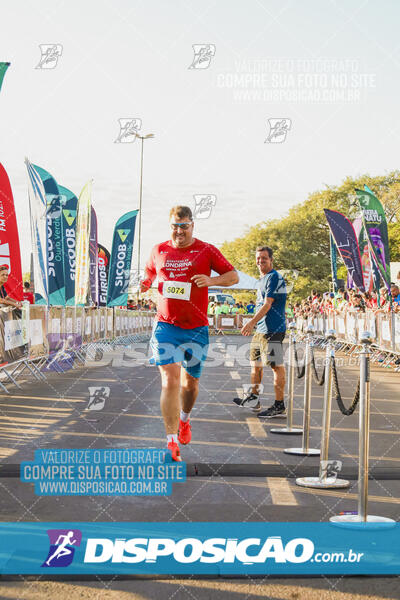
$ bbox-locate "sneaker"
[258,403,286,418]
[233,393,261,413]
[167,440,182,462]
[178,419,192,445]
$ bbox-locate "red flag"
[0,164,23,301]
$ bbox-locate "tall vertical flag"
[59,186,78,306]
[107,210,138,307]
[329,233,339,292]
[0,62,10,93]
[356,187,391,292]
[353,214,379,293]
[25,159,48,304]
[0,164,23,301]
[34,165,65,305]
[323,209,365,292]
[97,244,110,307]
[75,180,92,305]
[89,207,98,305]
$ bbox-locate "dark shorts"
[249,331,285,367]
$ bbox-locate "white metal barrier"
[0,306,156,393]
[296,310,400,357]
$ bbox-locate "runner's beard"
[172,232,192,247]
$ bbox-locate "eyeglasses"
[170,222,192,230]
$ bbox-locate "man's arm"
[241,297,274,336]
[140,250,157,293]
[211,270,239,286]
[192,270,238,288]
[0,295,22,308]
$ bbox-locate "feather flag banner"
[75,181,92,305]
[324,208,365,292]
[25,159,48,304]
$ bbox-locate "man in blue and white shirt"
[233,246,287,417]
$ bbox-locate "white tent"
[209,269,258,291]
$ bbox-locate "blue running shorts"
[150,321,209,378]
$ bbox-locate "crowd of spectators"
[292,284,400,319]
[127,298,157,311]
[207,300,256,316]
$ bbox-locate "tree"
[221,172,400,300]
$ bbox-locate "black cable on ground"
[331,355,360,415]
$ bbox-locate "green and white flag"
[356,186,391,291]
[0,62,10,93]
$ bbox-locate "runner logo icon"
[188,44,216,69]
[193,194,217,219]
[87,386,110,411]
[42,529,82,567]
[114,118,142,143]
[320,460,342,482]
[36,44,63,69]
[265,118,292,143]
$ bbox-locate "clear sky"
[0,0,399,273]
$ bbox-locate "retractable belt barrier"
[288,322,395,523]
[270,322,302,436]
[329,331,395,525]
[0,305,155,393]
[284,325,320,457]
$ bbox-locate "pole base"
[330,514,396,529]
[270,427,303,435]
[284,447,320,456]
[296,476,350,489]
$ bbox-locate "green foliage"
[231,291,256,305]
[388,222,400,261]
[221,172,400,300]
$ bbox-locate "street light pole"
[134,133,154,298]
[137,136,144,282]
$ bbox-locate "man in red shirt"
[23,281,35,304]
[141,206,238,461]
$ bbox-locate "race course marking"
[267,477,298,505]
[246,417,267,439]
[50,430,286,451]
[205,479,400,505]
[229,371,241,380]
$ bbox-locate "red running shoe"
[178,419,192,445]
[167,440,182,462]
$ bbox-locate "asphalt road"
[0,334,399,599]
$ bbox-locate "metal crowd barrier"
[208,311,400,369]
[0,305,156,393]
[208,313,253,334]
[295,310,400,371]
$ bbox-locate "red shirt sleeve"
[208,244,235,275]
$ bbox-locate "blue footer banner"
[0,522,398,575]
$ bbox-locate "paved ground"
[0,334,399,599]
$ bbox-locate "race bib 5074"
[162,281,191,300]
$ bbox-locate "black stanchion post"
[296,329,350,489]
[284,324,320,456]
[331,331,395,525]
[271,321,302,435]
